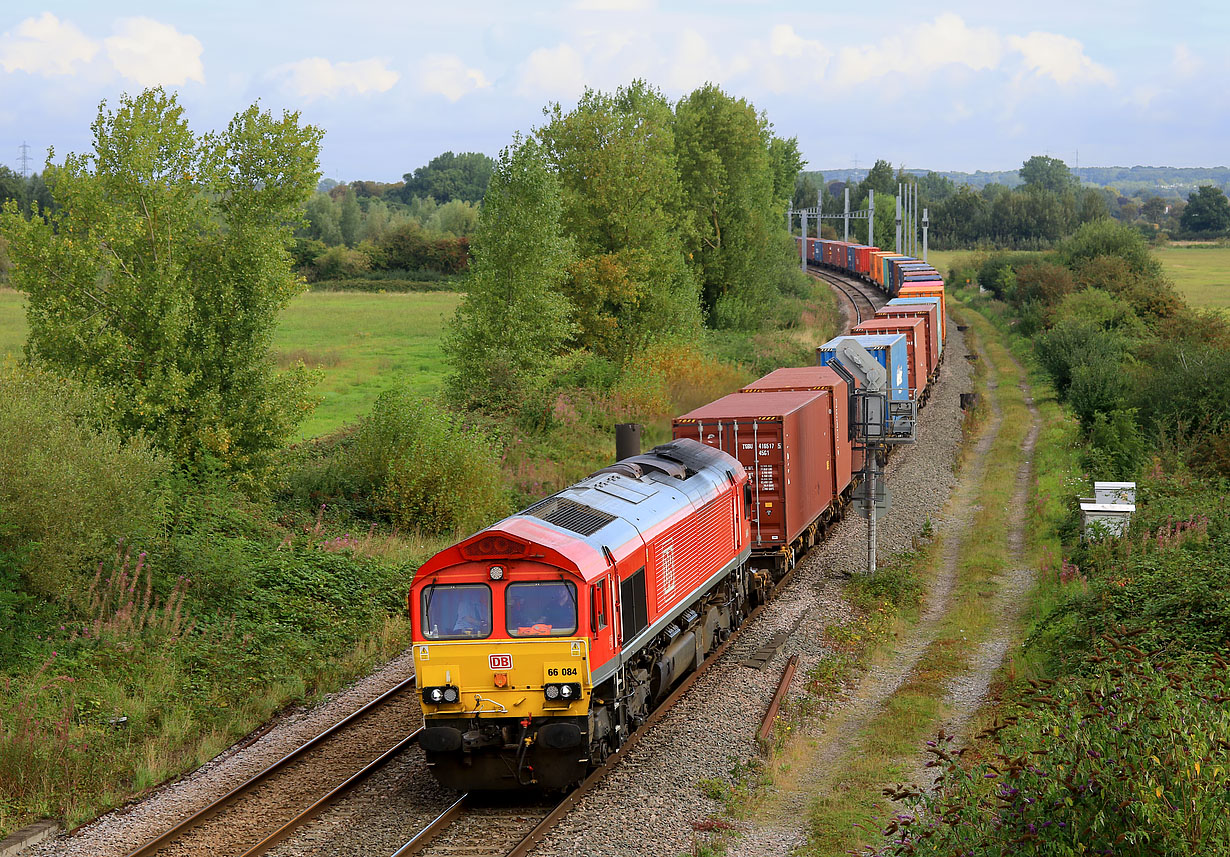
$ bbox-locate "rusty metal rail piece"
[758,654,800,744]
[123,674,418,857]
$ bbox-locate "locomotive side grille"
[525,496,617,536]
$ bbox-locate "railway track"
[124,675,423,857]
[387,552,818,857]
[809,265,882,326]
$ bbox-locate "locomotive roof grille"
[524,496,617,536]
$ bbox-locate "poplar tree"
[0,88,323,473]
[442,135,575,411]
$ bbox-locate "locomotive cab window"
[506,581,578,637]
[591,582,608,631]
[421,583,492,640]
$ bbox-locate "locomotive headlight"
[560,683,573,699]
[489,565,505,581]
[422,685,459,705]
[544,683,560,700]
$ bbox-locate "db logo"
[489,653,513,670]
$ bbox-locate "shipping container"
[817,334,910,402]
[876,301,941,363]
[897,284,946,341]
[673,391,834,558]
[852,317,930,398]
[738,366,853,498]
[855,245,879,276]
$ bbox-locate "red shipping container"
[898,283,947,341]
[852,318,929,399]
[875,302,940,375]
[673,391,834,553]
[855,246,879,275]
[738,366,852,498]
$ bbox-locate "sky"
[1,1,1227,183]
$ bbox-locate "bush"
[1084,408,1146,478]
[879,650,1230,856]
[345,391,509,536]
[310,244,373,280]
[0,363,168,596]
[1034,319,1127,400]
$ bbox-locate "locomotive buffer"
[825,339,916,574]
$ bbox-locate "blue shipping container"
[816,334,910,403]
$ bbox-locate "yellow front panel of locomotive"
[416,637,590,718]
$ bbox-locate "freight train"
[408,245,948,791]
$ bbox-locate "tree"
[0,167,24,210]
[442,135,575,411]
[675,83,800,328]
[1180,185,1230,236]
[338,184,361,247]
[858,159,897,198]
[539,80,700,353]
[1019,155,1076,194]
[402,151,494,203]
[1139,196,1168,224]
[0,88,322,472]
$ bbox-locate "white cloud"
[517,43,586,99]
[0,12,98,76]
[1130,84,1163,108]
[1008,31,1115,86]
[273,57,399,100]
[104,17,204,87]
[572,0,652,9]
[665,29,725,91]
[831,13,1003,88]
[418,54,490,101]
[1172,43,1200,79]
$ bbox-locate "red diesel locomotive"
[410,438,753,790]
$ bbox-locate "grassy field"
[0,289,25,360]
[0,289,462,438]
[1153,243,1230,310]
[274,291,461,438]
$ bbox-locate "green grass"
[0,290,461,438]
[0,289,26,361]
[1153,243,1230,310]
[273,290,461,438]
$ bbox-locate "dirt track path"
[730,326,1041,857]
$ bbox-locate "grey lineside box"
[1079,481,1136,539]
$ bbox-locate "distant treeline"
[813,164,1230,196]
[796,156,1230,250]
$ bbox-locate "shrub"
[0,363,168,596]
[346,391,509,536]
[1034,319,1126,400]
[878,650,1230,857]
[310,244,372,280]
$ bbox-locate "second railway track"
[125,675,423,857]
[808,265,883,326]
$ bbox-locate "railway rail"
[388,547,819,857]
[809,265,883,326]
[124,675,422,857]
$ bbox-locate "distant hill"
[810,166,1230,197]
